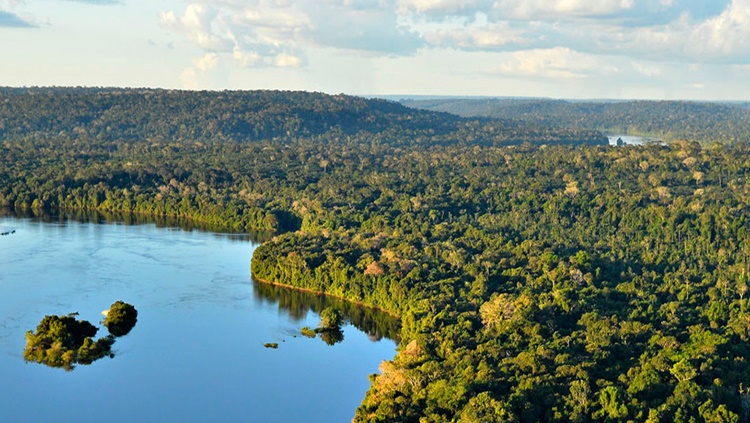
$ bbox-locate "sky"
[2,0,750,100]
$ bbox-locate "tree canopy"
[403,97,750,145]
[103,300,138,337]
[5,88,750,420]
[24,313,113,370]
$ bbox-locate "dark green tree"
[103,301,138,337]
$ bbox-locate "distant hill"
[0,88,606,147]
[402,97,750,144]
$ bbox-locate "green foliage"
[300,326,317,338]
[253,280,400,342]
[319,328,345,346]
[593,386,629,421]
[404,97,750,144]
[318,307,343,330]
[9,88,750,420]
[24,313,111,370]
[103,300,138,337]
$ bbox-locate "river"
[0,213,398,423]
[607,134,664,146]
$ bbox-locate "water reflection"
[0,208,273,243]
[3,208,400,346]
[252,280,401,343]
[607,134,664,146]
[319,328,345,346]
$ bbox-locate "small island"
[103,300,138,337]
[24,301,138,370]
[24,313,114,370]
[298,307,345,346]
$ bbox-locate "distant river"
[0,213,398,423]
[607,134,663,146]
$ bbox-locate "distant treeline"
[403,97,750,144]
[0,88,606,147]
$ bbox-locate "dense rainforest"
[0,88,604,232]
[4,88,750,421]
[402,97,750,145]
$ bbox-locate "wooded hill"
[402,97,750,145]
[0,88,606,147]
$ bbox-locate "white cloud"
[274,52,304,67]
[687,0,750,60]
[232,49,261,67]
[159,0,749,73]
[181,53,221,89]
[424,21,527,49]
[194,52,219,71]
[397,0,489,14]
[493,0,638,20]
[159,4,232,51]
[400,0,750,66]
[161,0,422,72]
[308,2,422,55]
[493,47,619,79]
[155,0,750,96]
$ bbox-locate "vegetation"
[25,301,138,370]
[300,326,317,338]
[403,97,750,144]
[103,300,138,337]
[0,89,604,234]
[314,307,346,346]
[7,88,750,420]
[253,279,400,342]
[318,307,344,330]
[24,313,114,370]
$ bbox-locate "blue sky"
[2,0,750,100]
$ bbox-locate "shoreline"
[250,274,402,320]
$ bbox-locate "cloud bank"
[7,0,734,96]
[159,0,750,74]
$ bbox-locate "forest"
[4,88,750,421]
[402,97,750,145]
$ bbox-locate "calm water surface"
[0,216,398,423]
[607,134,663,146]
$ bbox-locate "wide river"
[0,213,398,423]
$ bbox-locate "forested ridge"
[0,88,605,147]
[0,88,604,231]
[4,88,750,421]
[402,98,750,145]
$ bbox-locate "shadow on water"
[252,280,401,343]
[0,208,274,243]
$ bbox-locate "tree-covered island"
[5,88,750,420]
[24,313,114,370]
[24,302,137,370]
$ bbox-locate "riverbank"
[251,274,401,320]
